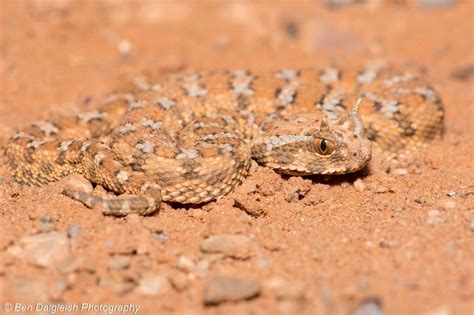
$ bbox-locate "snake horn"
[350,97,365,137]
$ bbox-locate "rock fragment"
[203,276,261,306]
[107,255,131,271]
[234,198,267,217]
[200,234,253,259]
[426,209,447,225]
[351,297,383,315]
[353,178,366,192]
[168,270,189,291]
[137,275,170,296]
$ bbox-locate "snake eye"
[313,138,335,155]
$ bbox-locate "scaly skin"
[4,67,444,216]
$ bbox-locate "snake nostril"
[353,152,357,156]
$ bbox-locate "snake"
[4,67,444,216]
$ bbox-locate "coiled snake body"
[5,67,444,215]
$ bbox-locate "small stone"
[323,0,358,6]
[107,255,131,271]
[137,275,170,296]
[67,224,82,237]
[392,168,408,176]
[99,278,135,294]
[351,297,383,315]
[468,221,474,231]
[168,270,189,291]
[255,248,272,269]
[200,234,253,259]
[442,199,456,209]
[40,216,55,232]
[177,255,196,272]
[426,210,447,225]
[354,178,366,192]
[419,0,456,8]
[194,259,211,278]
[379,239,401,248]
[234,198,267,217]
[266,277,306,301]
[49,279,68,299]
[424,305,452,315]
[451,65,474,81]
[203,276,261,306]
[118,39,132,57]
[373,185,388,194]
[446,191,456,197]
[8,232,70,268]
[152,231,169,243]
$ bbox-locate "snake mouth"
[273,163,369,176]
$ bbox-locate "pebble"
[118,39,132,57]
[424,305,452,315]
[168,270,189,291]
[194,259,211,278]
[446,191,456,197]
[152,231,169,243]
[98,278,134,294]
[49,279,68,299]
[441,199,456,209]
[469,221,474,231]
[353,178,366,192]
[234,198,267,217]
[8,232,70,268]
[177,255,196,272]
[107,255,131,271]
[426,209,447,225]
[419,0,456,7]
[255,248,272,269]
[203,276,261,306]
[351,297,383,315]
[373,185,389,194]
[392,168,408,176]
[200,234,253,259]
[67,224,82,237]
[451,65,474,81]
[323,0,358,6]
[266,277,305,301]
[379,239,401,248]
[40,216,55,232]
[137,275,170,296]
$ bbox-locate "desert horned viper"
[5,67,444,216]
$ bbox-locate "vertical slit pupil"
[320,139,327,152]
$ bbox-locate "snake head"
[252,100,372,175]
